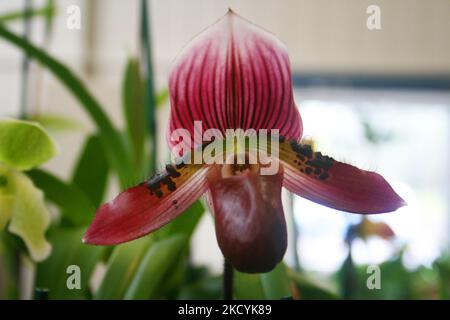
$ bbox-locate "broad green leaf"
[288,269,338,300]
[177,276,222,300]
[0,232,21,299]
[260,263,292,299]
[234,271,266,300]
[35,228,104,299]
[234,263,293,300]
[124,235,186,299]
[71,135,109,208]
[0,118,57,170]
[0,26,133,189]
[0,165,51,262]
[95,236,152,300]
[150,200,205,296]
[122,58,146,176]
[27,169,95,227]
[435,258,450,299]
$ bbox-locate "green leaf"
[288,269,338,300]
[35,228,104,299]
[260,263,292,299]
[0,232,21,299]
[30,113,83,133]
[0,194,14,230]
[234,271,266,300]
[0,26,133,189]
[177,276,222,300]
[234,263,293,300]
[122,58,146,176]
[156,88,169,108]
[71,135,109,208]
[94,236,152,300]
[435,257,450,299]
[0,2,56,23]
[124,235,187,299]
[0,118,57,170]
[0,165,51,262]
[27,169,95,227]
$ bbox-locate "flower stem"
[19,0,32,119]
[223,259,234,300]
[140,0,157,175]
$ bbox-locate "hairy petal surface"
[167,10,302,150]
[83,163,208,245]
[279,139,406,214]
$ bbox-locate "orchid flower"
[84,11,405,273]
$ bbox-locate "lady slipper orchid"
[83,11,406,273]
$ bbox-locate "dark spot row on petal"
[288,140,335,181]
[166,164,181,178]
[146,165,183,198]
[290,140,313,158]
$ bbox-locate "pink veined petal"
[167,10,302,150]
[83,163,208,245]
[279,139,406,214]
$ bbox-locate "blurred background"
[0,0,449,299]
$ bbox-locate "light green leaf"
[0,118,57,170]
[0,165,51,262]
[94,236,152,300]
[124,235,187,299]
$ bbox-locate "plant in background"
[83,10,405,285]
[0,118,57,261]
[0,0,197,300]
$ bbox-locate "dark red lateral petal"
[279,140,406,214]
[207,164,287,273]
[83,164,208,245]
[167,10,302,150]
